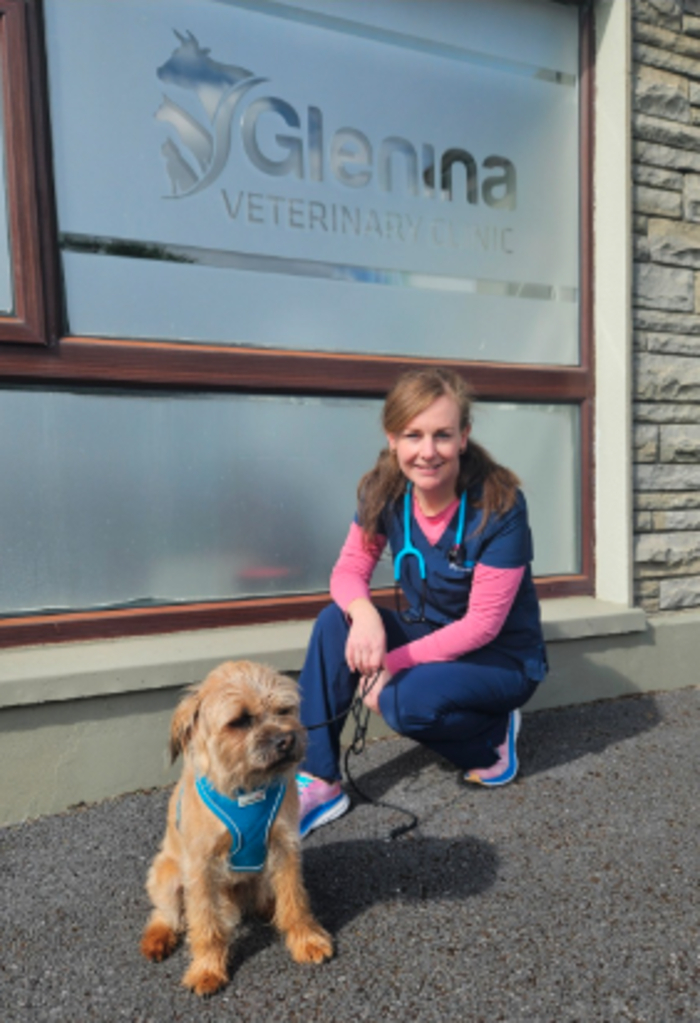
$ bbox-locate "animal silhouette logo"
[155,30,518,210]
[156,30,266,198]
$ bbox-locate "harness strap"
[178,775,286,872]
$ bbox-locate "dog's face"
[170,660,305,792]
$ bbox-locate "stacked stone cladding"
[632,0,700,612]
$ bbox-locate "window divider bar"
[0,335,594,400]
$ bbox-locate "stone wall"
[632,0,700,612]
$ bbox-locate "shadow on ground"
[304,833,498,926]
[224,832,498,976]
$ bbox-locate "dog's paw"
[182,963,228,997]
[140,921,179,962]
[287,922,334,964]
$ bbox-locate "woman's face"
[387,394,469,509]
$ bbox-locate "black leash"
[305,673,419,840]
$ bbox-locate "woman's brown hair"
[357,367,520,542]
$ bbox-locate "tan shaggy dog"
[140,660,333,996]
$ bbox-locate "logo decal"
[156,30,265,198]
[155,32,517,214]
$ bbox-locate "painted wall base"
[1,607,697,827]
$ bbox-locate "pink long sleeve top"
[330,497,525,676]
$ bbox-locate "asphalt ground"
[1,685,699,1023]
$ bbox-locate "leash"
[305,672,419,840]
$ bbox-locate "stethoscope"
[393,484,474,623]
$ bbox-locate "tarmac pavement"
[1,685,699,1023]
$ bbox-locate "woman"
[297,367,547,837]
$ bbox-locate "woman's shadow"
[303,831,499,932]
[226,828,498,975]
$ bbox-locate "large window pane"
[0,388,579,617]
[0,49,13,315]
[45,0,580,364]
[476,401,580,577]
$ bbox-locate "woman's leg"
[298,604,431,781]
[378,648,538,772]
[298,604,354,782]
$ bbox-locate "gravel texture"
[1,686,699,1023]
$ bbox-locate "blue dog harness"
[179,775,287,873]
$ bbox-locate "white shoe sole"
[464,709,521,787]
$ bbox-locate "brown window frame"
[0,0,58,345]
[0,0,594,647]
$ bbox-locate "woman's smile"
[387,394,469,513]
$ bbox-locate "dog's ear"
[169,685,202,762]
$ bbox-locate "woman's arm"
[384,563,525,675]
[330,521,386,610]
[330,522,388,678]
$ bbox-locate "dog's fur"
[140,660,333,996]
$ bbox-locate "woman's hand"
[345,598,386,678]
[360,667,392,714]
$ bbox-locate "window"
[0,0,593,646]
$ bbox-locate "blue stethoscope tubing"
[393,484,473,622]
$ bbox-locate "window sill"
[0,597,647,711]
[540,596,646,642]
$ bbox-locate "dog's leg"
[269,842,333,965]
[252,873,277,923]
[181,875,239,996]
[141,851,184,962]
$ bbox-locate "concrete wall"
[0,597,653,826]
[3,601,699,827]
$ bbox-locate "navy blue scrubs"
[299,488,547,780]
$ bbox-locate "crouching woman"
[296,367,548,837]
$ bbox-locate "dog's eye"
[277,706,295,717]
[227,712,253,729]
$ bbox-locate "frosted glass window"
[45,0,580,365]
[476,402,580,577]
[0,388,578,616]
[0,51,13,315]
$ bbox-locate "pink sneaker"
[464,709,522,787]
[296,772,350,837]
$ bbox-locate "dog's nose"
[274,732,295,755]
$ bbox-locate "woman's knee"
[378,673,444,735]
